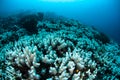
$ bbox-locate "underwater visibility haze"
[0,0,120,80]
[0,0,120,43]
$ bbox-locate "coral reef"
[18,14,38,34]
[0,12,120,80]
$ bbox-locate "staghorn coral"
[0,13,120,80]
[4,30,120,79]
[48,48,97,80]
[6,46,40,80]
[6,38,98,79]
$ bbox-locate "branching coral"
[6,46,40,80]
[0,13,120,80]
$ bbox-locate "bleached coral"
[5,33,98,79]
[1,13,120,80]
[6,46,40,79]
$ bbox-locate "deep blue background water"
[0,0,120,43]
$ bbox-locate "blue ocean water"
[0,0,120,43]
